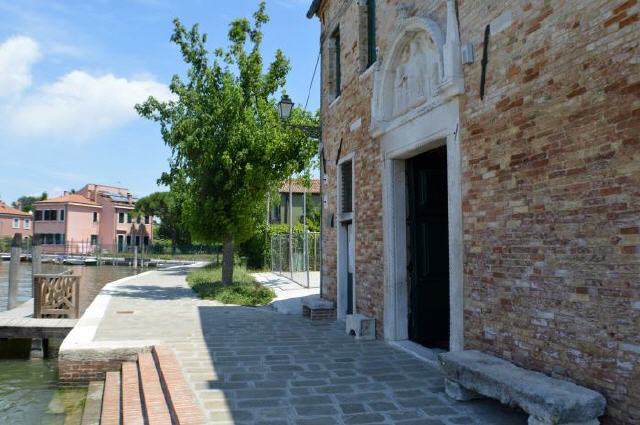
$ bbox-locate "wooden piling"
[7,233,22,310]
[32,240,42,276]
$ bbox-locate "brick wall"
[58,359,123,387]
[458,1,640,423]
[315,0,639,423]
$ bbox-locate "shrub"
[187,266,275,305]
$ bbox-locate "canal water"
[0,262,140,424]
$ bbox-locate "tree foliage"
[135,191,190,254]
[12,192,47,212]
[136,2,317,283]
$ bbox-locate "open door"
[407,146,450,349]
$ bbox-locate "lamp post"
[278,94,321,139]
[278,94,295,120]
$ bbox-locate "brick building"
[307,0,639,423]
[270,179,321,225]
[0,200,32,242]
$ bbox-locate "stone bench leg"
[444,379,483,401]
[528,418,599,425]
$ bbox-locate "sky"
[0,0,320,204]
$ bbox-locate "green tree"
[12,192,47,212]
[135,191,189,255]
[136,3,317,285]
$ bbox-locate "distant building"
[270,180,320,226]
[32,184,153,253]
[0,200,33,242]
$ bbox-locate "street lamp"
[278,94,294,120]
[277,94,320,139]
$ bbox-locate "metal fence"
[271,232,320,288]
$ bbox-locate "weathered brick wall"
[315,0,639,423]
[58,358,123,387]
[458,1,640,423]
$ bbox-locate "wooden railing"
[33,270,81,319]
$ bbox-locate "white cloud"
[0,35,41,97]
[0,35,173,143]
[7,70,173,142]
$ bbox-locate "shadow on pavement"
[193,304,527,424]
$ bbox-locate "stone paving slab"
[87,268,527,425]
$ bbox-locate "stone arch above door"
[371,17,445,135]
[370,4,464,138]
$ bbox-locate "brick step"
[152,346,206,425]
[100,371,120,425]
[81,381,104,425]
[138,352,172,425]
[122,361,144,425]
[82,345,205,424]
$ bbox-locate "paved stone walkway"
[253,272,319,315]
[92,268,527,424]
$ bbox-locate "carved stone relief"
[390,33,440,117]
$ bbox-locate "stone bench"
[439,350,606,425]
[301,295,336,320]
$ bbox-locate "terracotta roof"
[279,179,320,194]
[35,193,99,206]
[0,203,31,217]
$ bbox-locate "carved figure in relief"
[393,43,411,115]
[408,38,427,99]
[393,36,430,116]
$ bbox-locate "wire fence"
[271,232,320,288]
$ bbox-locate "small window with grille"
[328,28,341,99]
[340,160,353,215]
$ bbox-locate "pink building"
[0,201,33,242]
[32,184,153,254]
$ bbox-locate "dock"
[0,298,77,339]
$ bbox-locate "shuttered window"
[367,0,377,67]
[332,28,341,97]
[340,160,353,214]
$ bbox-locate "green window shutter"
[367,0,377,67]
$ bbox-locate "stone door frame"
[380,100,463,353]
[371,6,465,353]
[336,152,356,320]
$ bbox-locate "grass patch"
[187,266,275,305]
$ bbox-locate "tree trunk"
[222,239,234,286]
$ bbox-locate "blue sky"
[0,0,319,204]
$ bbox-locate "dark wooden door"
[407,146,450,349]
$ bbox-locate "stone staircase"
[81,346,206,425]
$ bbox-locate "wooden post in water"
[7,233,22,310]
[32,239,42,276]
